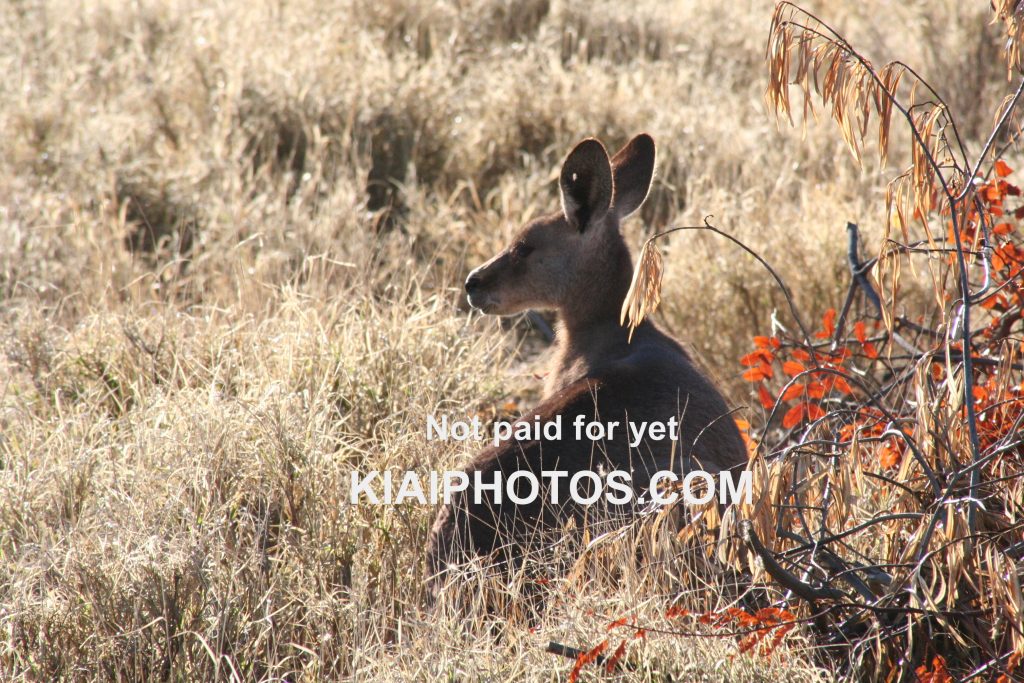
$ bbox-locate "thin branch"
[740,520,848,602]
[642,216,815,347]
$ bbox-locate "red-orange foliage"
[567,640,608,683]
[740,162,1024,469]
[915,655,952,683]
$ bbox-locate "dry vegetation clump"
[616,3,1024,679]
[0,0,1020,680]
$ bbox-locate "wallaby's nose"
[465,274,482,294]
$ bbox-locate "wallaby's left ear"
[610,133,656,219]
[560,138,613,233]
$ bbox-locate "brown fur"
[427,134,746,587]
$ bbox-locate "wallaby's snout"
[464,273,482,293]
[463,267,493,312]
[463,255,508,313]
[463,222,557,315]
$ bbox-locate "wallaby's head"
[465,134,656,318]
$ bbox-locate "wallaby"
[426,134,747,591]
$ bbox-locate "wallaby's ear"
[560,138,613,232]
[610,133,656,219]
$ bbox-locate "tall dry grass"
[0,0,1013,679]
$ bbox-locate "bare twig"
[740,520,847,602]
[631,216,815,350]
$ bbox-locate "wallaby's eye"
[511,242,534,260]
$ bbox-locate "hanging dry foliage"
[766,1,966,244]
[620,236,664,342]
[992,0,1024,76]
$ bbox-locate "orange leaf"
[738,636,758,654]
[993,222,1014,236]
[758,385,775,410]
[854,321,867,344]
[995,243,1023,271]
[782,404,805,429]
[782,384,805,401]
[743,367,767,382]
[805,403,826,421]
[821,308,836,336]
[753,335,776,349]
[879,442,901,469]
[568,640,609,683]
[782,360,806,376]
[607,617,630,630]
[915,655,952,683]
[864,342,879,359]
[805,381,826,399]
[791,348,812,362]
[832,376,853,395]
[605,640,628,673]
[980,293,1007,310]
[995,159,1013,177]
[741,349,773,366]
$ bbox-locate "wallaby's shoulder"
[589,319,692,377]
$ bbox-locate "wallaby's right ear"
[610,133,656,219]
[560,138,613,232]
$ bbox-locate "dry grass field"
[1,0,1021,680]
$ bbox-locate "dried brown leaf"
[620,238,664,342]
